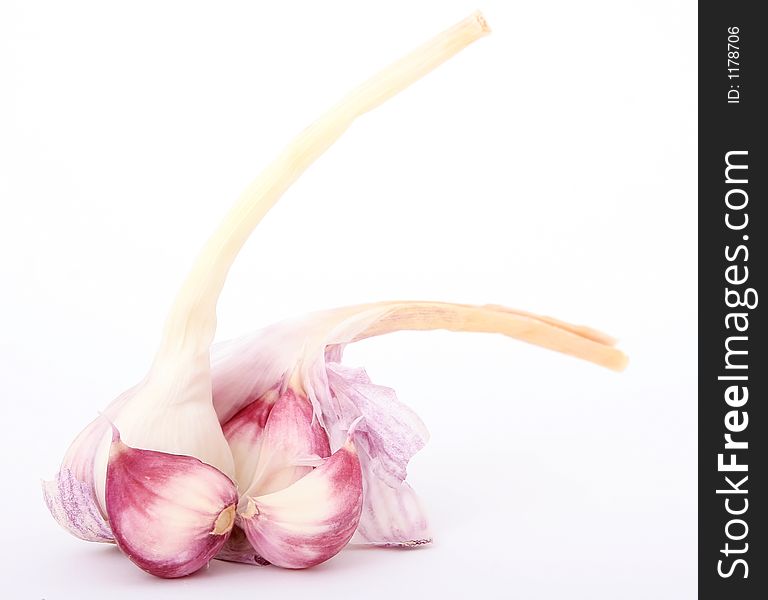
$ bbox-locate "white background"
[0,1,697,598]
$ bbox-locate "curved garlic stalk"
[211,301,627,423]
[159,12,491,357]
[44,13,493,577]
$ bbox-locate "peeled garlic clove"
[105,430,238,578]
[239,439,363,569]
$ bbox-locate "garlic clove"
[91,355,238,515]
[235,388,331,497]
[220,388,277,497]
[222,387,331,496]
[105,429,238,578]
[238,439,363,569]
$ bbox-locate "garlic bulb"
[43,12,627,578]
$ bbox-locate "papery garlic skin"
[105,430,238,578]
[42,388,138,543]
[325,363,432,546]
[42,467,114,544]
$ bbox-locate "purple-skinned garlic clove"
[105,429,238,578]
[239,438,363,569]
[226,388,331,498]
[221,388,277,496]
